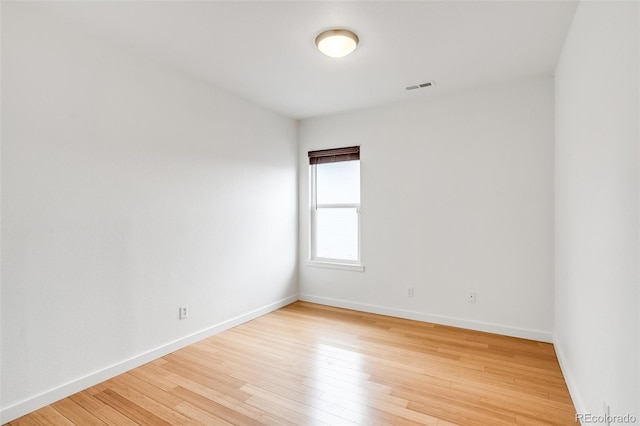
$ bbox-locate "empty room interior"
[1,0,639,425]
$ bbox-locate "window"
[308,146,363,270]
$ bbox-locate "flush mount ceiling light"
[315,29,359,58]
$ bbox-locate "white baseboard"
[0,295,297,424]
[553,335,585,424]
[299,294,554,343]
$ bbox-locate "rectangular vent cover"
[405,81,435,91]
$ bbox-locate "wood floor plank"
[173,402,234,426]
[163,371,267,421]
[170,386,263,426]
[49,398,106,425]
[242,383,360,426]
[90,406,140,426]
[100,379,195,425]
[93,389,171,426]
[5,301,577,425]
[67,390,106,414]
[245,394,322,425]
[26,406,75,426]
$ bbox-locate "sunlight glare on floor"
[312,343,370,424]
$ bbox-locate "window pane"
[315,207,358,261]
[316,160,360,205]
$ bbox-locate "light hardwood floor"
[7,302,577,425]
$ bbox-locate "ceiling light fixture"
[315,29,359,58]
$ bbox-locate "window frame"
[308,146,364,272]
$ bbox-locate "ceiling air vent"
[405,81,435,91]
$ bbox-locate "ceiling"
[24,1,578,119]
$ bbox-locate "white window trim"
[308,163,364,272]
[306,260,365,272]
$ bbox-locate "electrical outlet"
[466,292,476,303]
[407,287,414,297]
[179,305,188,320]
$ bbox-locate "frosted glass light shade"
[315,29,359,58]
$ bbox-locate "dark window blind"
[308,146,360,165]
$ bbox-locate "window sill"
[306,261,365,272]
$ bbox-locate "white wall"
[298,77,555,341]
[555,0,639,421]
[1,5,297,421]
